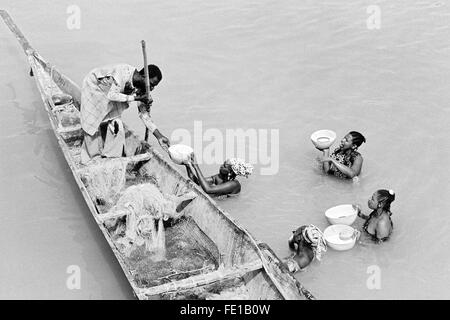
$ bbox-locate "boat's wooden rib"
[1,10,315,300]
[74,152,154,177]
[136,260,263,299]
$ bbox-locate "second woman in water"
[320,131,366,179]
[356,189,395,243]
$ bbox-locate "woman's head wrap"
[302,224,327,261]
[227,158,254,178]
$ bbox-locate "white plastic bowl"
[325,204,357,225]
[168,144,194,165]
[323,224,357,251]
[310,130,336,150]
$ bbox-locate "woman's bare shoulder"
[377,215,392,230]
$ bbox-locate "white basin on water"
[323,224,358,251]
[325,204,358,225]
[311,129,336,150]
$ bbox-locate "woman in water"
[285,225,327,272]
[356,189,395,243]
[183,153,253,197]
[320,131,366,179]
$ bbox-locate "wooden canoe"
[1,10,314,300]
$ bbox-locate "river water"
[1,0,449,299]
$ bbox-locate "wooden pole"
[0,10,33,55]
[141,40,151,142]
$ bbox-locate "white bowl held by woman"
[323,224,358,251]
[325,204,358,225]
[168,144,194,165]
[310,129,336,150]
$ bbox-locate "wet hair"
[139,64,162,81]
[289,226,308,251]
[220,163,237,180]
[376,189,396,212]
[229,169,237,180]
[349,131,366,148]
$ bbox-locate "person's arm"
[322,148,331,173]
[357,211,370,220]
[187,162,240,195]
[137,104,170,151]
[352,204,369,220]
[138,106,157,134]
[183,156,215,185]
[323,155,363,178]
[204,175,216,184]
[106,81,135,102]
[185,164,199,184]
[153,129,170,151]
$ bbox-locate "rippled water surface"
[1,0,449,299]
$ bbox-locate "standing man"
[80,63,170,164]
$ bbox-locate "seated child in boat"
[355,189,395,243]
[183,153,253,197]
[285,225,327,272]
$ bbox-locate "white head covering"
[302,224,327,261]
